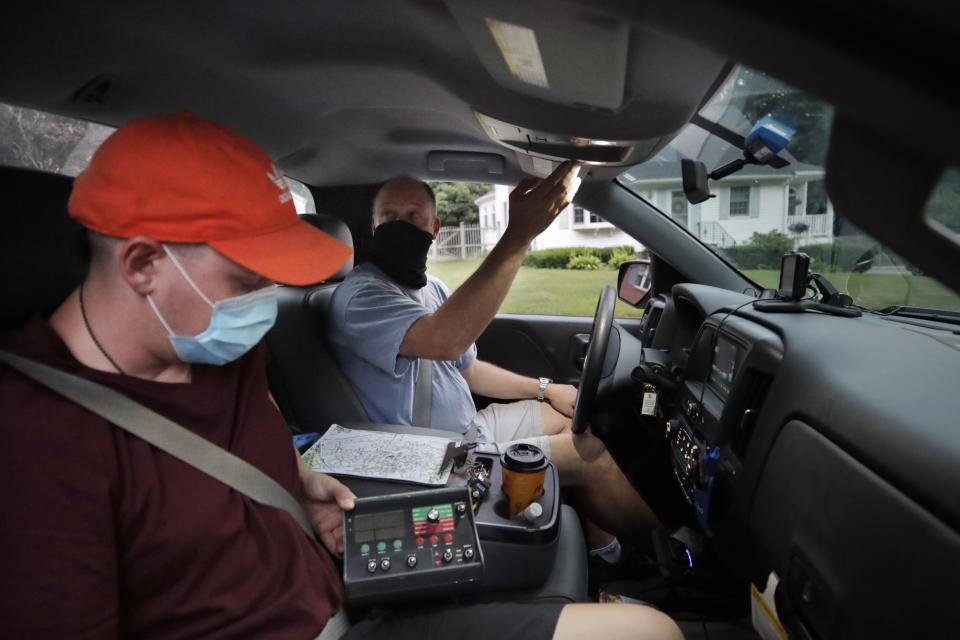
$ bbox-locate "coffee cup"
[500,443,548,517]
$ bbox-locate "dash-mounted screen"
[708,335,739,398]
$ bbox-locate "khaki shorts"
[471,399,551,456]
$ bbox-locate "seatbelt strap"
[0,350,317,542]
[410,284,433,428]
[412,357,432,427]
[314,608,351,640]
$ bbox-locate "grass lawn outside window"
[427,258,645,318]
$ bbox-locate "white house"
[474,150,832,255]
[475,185,643,252]
[619,141,834,248]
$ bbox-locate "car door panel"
[476,314,643,387]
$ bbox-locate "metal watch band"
[537,376,552,402]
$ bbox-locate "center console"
[334,421,575,603]
[664,316,782,530]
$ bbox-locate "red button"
[415,537,425,546]
[443,533,453,543]
[429,535,439,545]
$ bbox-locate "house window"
[502,201,508,225]
[729,186,750,217]
[573,206,602,224]
[788,187,802,216]
[671,190,688,226]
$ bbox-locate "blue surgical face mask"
[146,246,278,366]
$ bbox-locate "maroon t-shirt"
[0,318,343,639]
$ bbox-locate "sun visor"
[445,0,628,110]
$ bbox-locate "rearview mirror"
[681,158,713,204]
[617,259,652,307]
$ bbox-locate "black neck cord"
[78,282,126,375]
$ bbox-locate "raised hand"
[504,161,582,243]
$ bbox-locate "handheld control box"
[342,486,483,605]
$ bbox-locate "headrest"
[0,166,90,330]
[298,213,355,282]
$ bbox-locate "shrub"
[567,253,604,270]
[797,240,895,272]
[523,245,635,269]
[522,248,579,269]
[719,230,793,270]
[607,247,637,269]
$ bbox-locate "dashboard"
[629,283,960,639]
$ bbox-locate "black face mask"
[369,220,434,289]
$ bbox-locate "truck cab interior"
[2,1,959,639]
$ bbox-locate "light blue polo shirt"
[327,262,477,433]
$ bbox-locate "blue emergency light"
[744,117,795,164]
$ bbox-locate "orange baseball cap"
[68,112,352,286]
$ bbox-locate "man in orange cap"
[0,113,681,640]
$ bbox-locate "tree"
[430,181,493,225]
[733,67,832,168]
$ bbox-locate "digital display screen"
[353,510,406,544]
[708,336,739,397]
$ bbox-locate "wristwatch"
[537,377,552,402]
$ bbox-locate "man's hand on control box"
[504,161,582,244]
[301,471,356,557]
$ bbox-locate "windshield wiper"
[879,306,960,325]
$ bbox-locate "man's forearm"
[400,233,530,360]
[400,162,580,361]
[462,360,540,400]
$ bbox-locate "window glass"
[617,64,960,313]
[926,167,960,235]
[2,102,318,221]
[284,177,316,214]
[426,181,644,318]
[0,102,114,176]
[729,186,750,217]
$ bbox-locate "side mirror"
[681,158,713,204]
[617,259,652,307]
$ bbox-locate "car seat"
[264,214,369,432]
[0,166,90,331]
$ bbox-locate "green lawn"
[427,258,645,318]
[744,270,960,311]
[427,260,960,317]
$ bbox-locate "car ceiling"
[4,0,960,293]
[0,0,730,188]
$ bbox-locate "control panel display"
[708,335,739,398]
[343,486,483,605]
[353,510,405,543]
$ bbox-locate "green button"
[393,539,403,550]
[376,541,387,552]
[360,543,370,554]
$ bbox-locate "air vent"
[645,305,663,344]
[730,370,772,458]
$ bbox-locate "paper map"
[301,425,455,486]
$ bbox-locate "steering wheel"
[571,285,617,434]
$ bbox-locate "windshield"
[618,65,960,313]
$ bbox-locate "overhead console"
[664,313,782,529]
[476,112,663,169]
